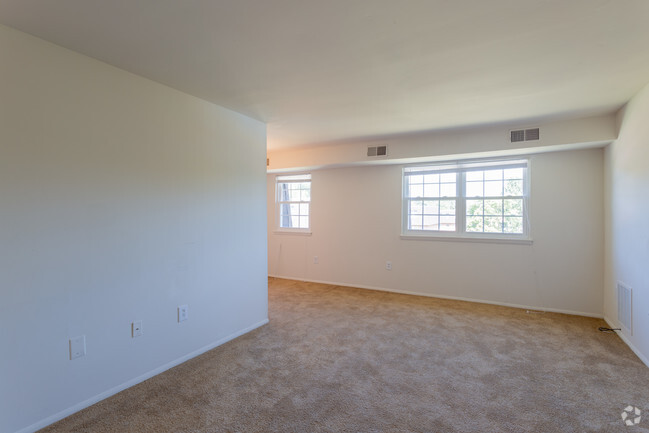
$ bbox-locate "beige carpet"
[41,278,649,432]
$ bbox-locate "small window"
[276,174,311,231]
[403,159,529,241]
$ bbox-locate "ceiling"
[1,0,649,150]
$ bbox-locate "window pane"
[466,200,483,216]
[410,215,423,229]
[504,217,523,234]
[409,184,423,198]
[299,216,309,228]
[411,175,424,184]
[440,183,456,197]
[466,171,483,181]
[423,215,438,230]
[410,200,423,215]
[290,203,300,214]
[504,168,523,180]
[484,181,503,196]
[301,189,310,201]
[299,203,309,215]
[291,215,300,227]
[440,216,455,231]
[484,216,503,233]
[484,169,503,181]
[504,199,522,216]
[423,200,439,215]
[280,214,292,228]
[289,190,302,201]
[278,186,290,201]
[466,216,483,232]
[439,200,456,215]
[423,183,439,198]
[424,174,439,183]
[440,173,455,183]
[466,181,483,197]
[484,199,502,216]
[505,179,523,196]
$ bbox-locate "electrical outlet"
[314,256,319,264]
[386,261,392,270]
[69,335,86,360]
[132,320,143,338]
[178,305,189,322]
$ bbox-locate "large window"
[276,174,311,231]
[403,159,529,240]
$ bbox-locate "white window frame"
[274,173,312,235]
[401,158,531,243]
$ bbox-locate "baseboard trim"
[604,315,649,369]
[16,318,269,433]
[269,274,603,319]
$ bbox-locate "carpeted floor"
[41,278,649,432]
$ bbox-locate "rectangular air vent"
[510,130,525,142]
[510,128,540,143]
[525,128,540,141]
[617,282,633,334]
[367,145,387,157]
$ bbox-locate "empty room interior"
[1,1,649,432]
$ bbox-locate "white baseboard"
[604,316,649,369]
[269,274,603,319]
[16,319,269,433]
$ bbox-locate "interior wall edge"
[603,316,649,369]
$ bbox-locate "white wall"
[268,148,604,316]
[604,83,649,365]
[0,25,268,433]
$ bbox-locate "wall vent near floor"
[617,282,633,334]
[510,128,540,142]
[367,145,388,157]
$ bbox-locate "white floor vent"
[617,282,633,334]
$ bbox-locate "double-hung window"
[403,159,529,240]
[276,174,311,232]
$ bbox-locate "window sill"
[273,230,312,236]
[400,234,532,245]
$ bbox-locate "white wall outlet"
[132,320,143,338]
[178,305,189,322]
[314,256,319,264]
[69,335,86,360]
[386,261,392,270]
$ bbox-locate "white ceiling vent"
[367,145,388,157]
[510,128,540,143]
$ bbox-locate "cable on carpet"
[598,327,621,333]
